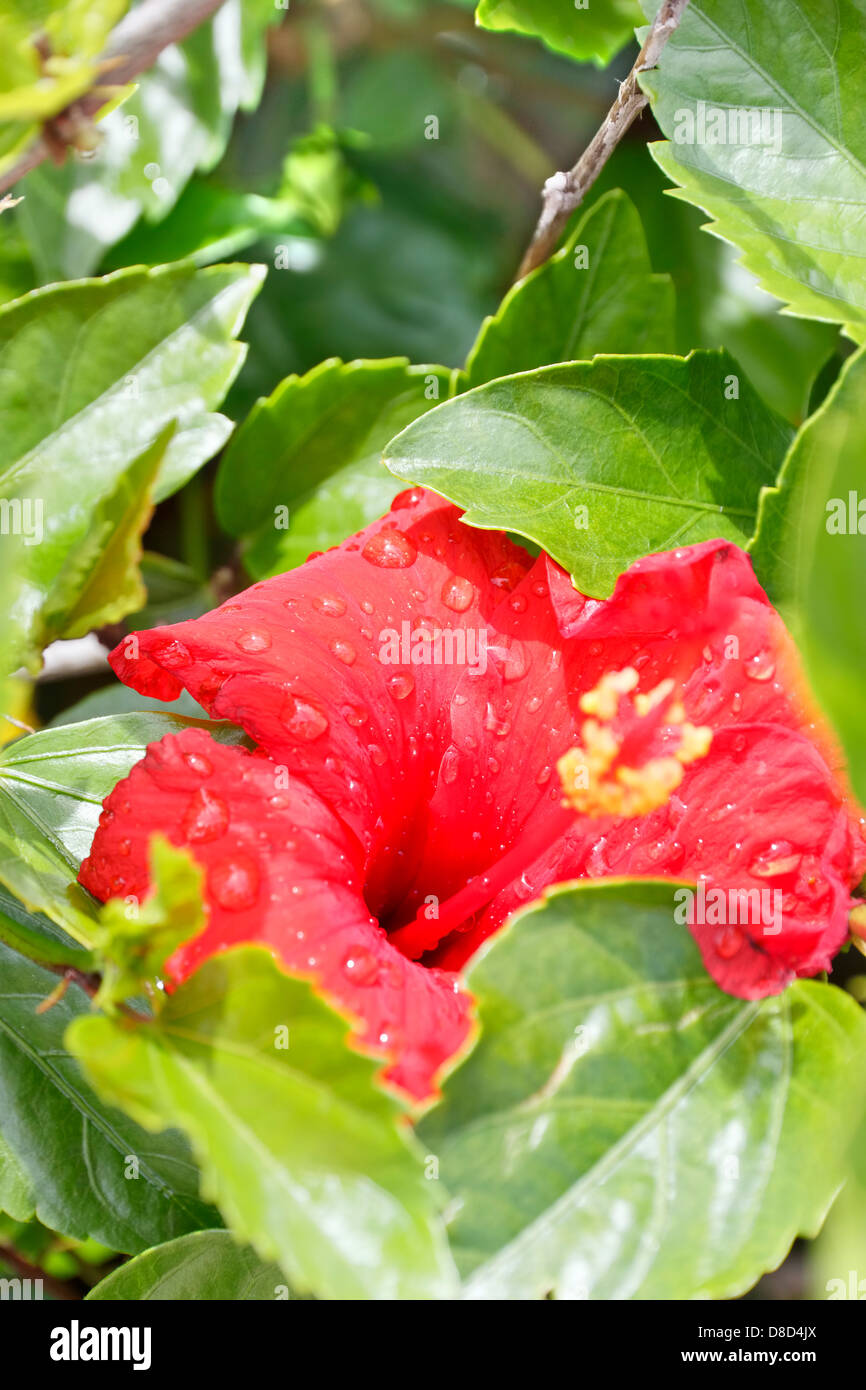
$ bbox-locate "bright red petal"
[79,727,472,1101]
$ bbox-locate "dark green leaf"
[87,1229,301,1301]
[465,189,674,385]
[0,942,215,1252]
[639,0,866,342]
[217,358,453,578]
[385,350,791,597]
[420,880,866,1299]
[750,344,866,801]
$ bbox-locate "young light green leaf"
[0,940,216,1252]
[93,838,206,1013]
[385,350,791,597]
[750,345,866,802]
[68,946,459,1301]
[476,0,641,66]
[639,0,866,342]
[0,713,246,939]
[465,190,674,386]
[0,260,263,667]
[87,1229,302,1301]
[216,358,453,579]
[420,880,866,1300]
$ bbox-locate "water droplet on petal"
[183,751,212,776]
[282,695,329,741]
[329,637,356,665]
[342,947,380,985]
[367,743,387,766]
[182,787,229,842]
[236,628,272,653]
[387,672,415,700]
[342,703,369,727]
[745,651,775,682]
[210,855,259,911]
[313,594,347,617]
[716,927,745,959]
[362,528,417,568]
[154,638,191,669]
[440,575,475,612]
[509,592,527,613]
[391,487,425,511]
[490,562,525,592]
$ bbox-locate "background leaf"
[420,880,866,1300]
[216,357,453,578]
[0,941,215,1252]
[385,349,791,596]
[68,946,459,1301]
[87,1229,299,1300]
[639,0,866,342]
[465,188,675,385]
[475,0,641,67]
[0,260,263,666]
[750,345,866,802]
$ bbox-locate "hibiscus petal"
[79,727,473,1101]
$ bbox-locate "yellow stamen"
[558,666,712,819]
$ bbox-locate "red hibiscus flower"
[79,488,866,1101]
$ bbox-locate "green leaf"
[476,0,641,66]
[68,946,459,1300]
[420,880,866,1300]
[0,940,215,1252]
[0,713,246,939]
[465,190,674,386]
[750,345,866,802]
[93,839,206,1013]
[216,358,453,578]
[0,260,263,667]
[38,424,173,649]
[0,1129,34,1222]
[87,1229,300,1301]
[384,349,791,597]
[14,0,279,279]
[639,0,866,343]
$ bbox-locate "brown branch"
[515,0,691,281]
[0,0,230,194]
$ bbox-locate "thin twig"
[0,0,229,194]
[515,0,691,281]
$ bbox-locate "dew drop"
[183,751,212,777]
[282,695,329,741]
[440,575,475,612]
[342,704,369,727]
[367,743,387,766]
[441,748,459,784]
[490,562,524,592]
[154,638,191,669]
[509,593,527,613]
[210,855,259,911]
[235,628,272,653]
[329,637,357,666]
[391,486,425,511]
[182,787,229,843]
[716,926,744,959]
[342,947,380,985]
[362,528,417,568]
[313,594,347,618]
[387,672,415,700]
[745,651,775,682]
